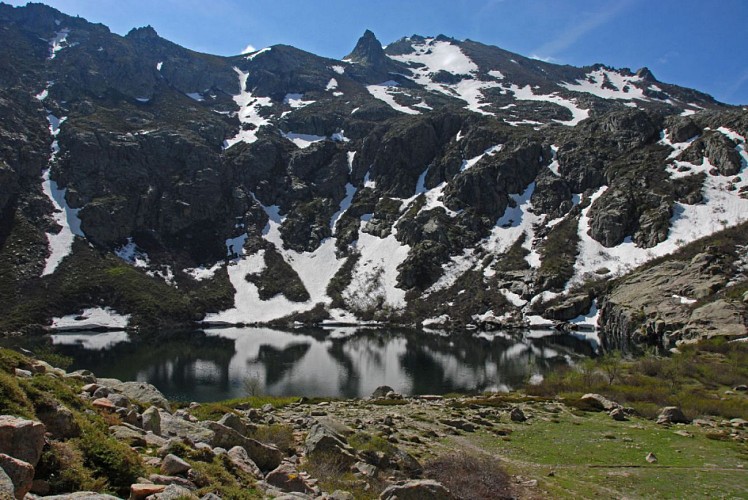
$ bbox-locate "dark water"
[4,327,597,402]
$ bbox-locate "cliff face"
[0,3,746,345]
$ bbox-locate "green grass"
[464,411,748,499]
[187,395,299,421]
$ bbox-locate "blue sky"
[7,0,748,104]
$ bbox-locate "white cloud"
[241,43,256,54]
[530,54,556,63]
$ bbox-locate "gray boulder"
[204,422,282,472]
[97,378,171,411]
[265,462,314,494]
[581,393,622,412]
[161,454,191,476]
[656,407,691,425]
[0,416,46,467]
[304,423,355,467]
[379,479,455,499]
[226,446,262,480]
[509,407,527,422]
[36,401,80,439]
[217,412,255,436]
[142,406,162,435]
[371,386,395,398]
[35,493,120,500]
[0,465,15,499]
[147,484,199,500]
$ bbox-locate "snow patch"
[224,68,274,148]
[366,81,421,115]
[184,262,223,281]
[48,28,70,59]
[460,144,502,172]
[51,307,130,331]
[331,65,345,75]
[560,69,650,101]
[282,132,326,149]
[283,93,314,108]
[325,78,338,91]
[186,92,204,102]
[246,47,271,60]
[156,61,163,71]
[508,84,589,126]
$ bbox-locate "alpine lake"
[3,326,598,402]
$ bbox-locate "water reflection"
[8,327,596,402]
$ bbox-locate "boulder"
[36,493,120,500]
[147,474,197,489]
[146,484,199,500]
[439,419,476,432]
[0,466,15,499]
[142,406,162,435]
[159,411,213,443]
[160,454,191,476]
[107,392,131,409]
[92,398,116,411]
[379,479,455,499]
[217,412,254,436]
[581,394,622,412]
[110,425,146,447]
[509,407,526,422]
[226,446,262,480]
[97,378,171,411]
[265,462,314,494]
[204,422,282,472]
[36,401,81,439]
[610,408,627,421]
[656,407,691,425]
[130,483,165,500]
[371,386,395,398]
[304,423,355,467]
[0,416,45,466]
[0,453,34,499]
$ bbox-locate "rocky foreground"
[1,348,747,499]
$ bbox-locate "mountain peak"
[126,25,159,40]
[345,29,385,65]
[636,66,657,82]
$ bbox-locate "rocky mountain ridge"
[0,2,746,348]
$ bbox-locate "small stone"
[734,385,747,392]
[645,452,657,463]
[142,406,162,435]
[380,479,454,499]
[82,383,100,394]
[261,404,274,413]
[161,454,191,476]
[92,386,111,398]
[14,368,31,378]
[107,392,131,409]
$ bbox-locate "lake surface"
[5,326,597,402]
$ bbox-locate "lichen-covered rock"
[0,416,45,467]
[160,454,191,476]
[226,446,262,480]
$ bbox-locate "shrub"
[423,451,513,499]
[250,424,295,454]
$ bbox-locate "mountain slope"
[0,3,745,347]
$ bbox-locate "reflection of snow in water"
[43,326,594,400]
[51,330,129,350]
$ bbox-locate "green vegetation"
[527,339,748,420]
[423,451,513,500]
[326,252,361,309]
[246,246,310,302]
[186,395,299,421]
[348,431,396,454]
[536,214,580,291]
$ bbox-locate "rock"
[37,401,81,439]
[159,411,213,443]
[509,407,526,422]
[13,368,31,378]
[148,474,197,489]
[645,452,657,464]
[609,408,627,421]
[379,479,455,499]
[130,483,166,500]
[0,466,14,499]
[160,454,191,476]
[0,453,34,499]
[261,403,274,413]
[142,407,162,435]
[330,491,354,500]
[110,425,147,447]
[304,423,356,467]
[656,407,691,425]
[390,449,422,475]
[92,398,116,411]
[734,385,747,392]
[217,413,254,436]
[144,432,169,448]
[371,386,395,398]
[199,494,222,500]
[581,394,622,412]
[107,392,131,409]
[82,383,99,394]
[97,378,171,411]
[204,422,282,472]
[265,462,313,494]
[439,419,476,432]
[226,446,262,480]
[39,493,121,500]
[147,484,199,499]
[0,416,46,466]
[353,461,378,477]
[65,369,97,384]
[92,387,112,399]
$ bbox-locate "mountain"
[0,2,746,349]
